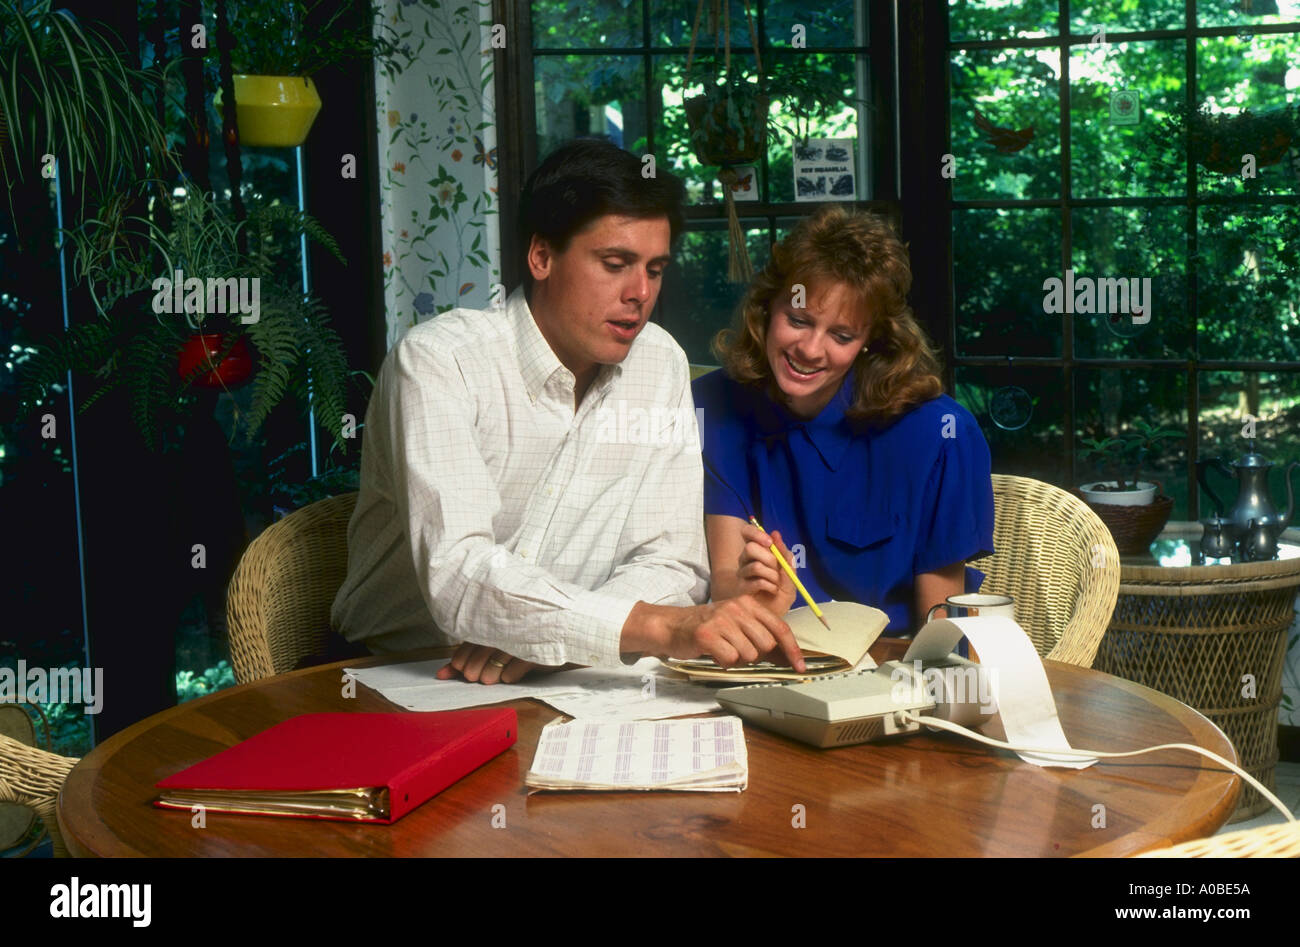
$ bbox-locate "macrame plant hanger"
[685,0,764,283]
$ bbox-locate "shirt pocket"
[825,502,900,550]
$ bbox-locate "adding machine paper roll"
[903,616,1096,769]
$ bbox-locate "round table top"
[58,644,1240,858]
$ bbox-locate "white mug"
[926,593,1015,623]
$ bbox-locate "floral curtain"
[376,0,501,349]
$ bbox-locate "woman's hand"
[736,523,799,617]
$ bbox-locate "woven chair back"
[978,475,1120,667]
[227,492,358,683]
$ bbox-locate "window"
[947,0,1300,517]
[500,0,896,363]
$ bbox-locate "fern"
[243,304,302,437]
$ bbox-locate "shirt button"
[520,549,528,559]
[546,487,554,496]
[589,654,600,663]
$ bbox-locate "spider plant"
[0,1,168,223]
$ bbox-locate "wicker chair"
[978,474,1121,668]
[227,492,358,683]
[1136,820,1300,857]
[0,734,79,857]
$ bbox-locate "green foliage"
[0,0,170,222]
[19,193,353,451]
[176,659,236,703]
[1079,419,1184,489]
[221,0,404,78]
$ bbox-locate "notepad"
[524,716,748,792]
[662,601,889,682]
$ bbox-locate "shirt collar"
[507,286,621,404]
[754,370,857,471]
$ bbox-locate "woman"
[693,206,994,635]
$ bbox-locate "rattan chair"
[978,474,1121,668]
[1136,820,1300,857]
[0,733,79,857]
[227,492,358,683]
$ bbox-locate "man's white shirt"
[331,287,709,667]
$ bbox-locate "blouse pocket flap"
[825,507,898,549]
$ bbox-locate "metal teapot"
[1198,438,1299,560]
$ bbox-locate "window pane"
[1197,0,1300,28]
[763,0,865,47]
[1071,206,1189,359]
[1197,205,1300,361]
[657,222,771,364]
[651,0,755,49]
[1069,0,1185,34]
[1197,370,1300,519]
[951,46,1062,200]
[1196,33,1300,197]
[1075,368,1189,519]
[953,207,1062,357]
[655,55,738,205]
[955,366,1067,485]
[1069,39,1187,198]
[948,0,1057,42]
[766,52,865,203]
[534,55,648,158]
[533,0,644,49]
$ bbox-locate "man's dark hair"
[517,138,686,289]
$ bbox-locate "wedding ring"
[487,656,508,668]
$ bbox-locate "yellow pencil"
[749,516,832,631]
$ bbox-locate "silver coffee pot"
[1198,438,1299,561]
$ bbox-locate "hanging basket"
[178,334,254,390]
[684,92,768,167]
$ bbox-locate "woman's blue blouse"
[692,369,996,634]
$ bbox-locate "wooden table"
[58,642,1240,857]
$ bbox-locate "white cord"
[900,711,1297,824]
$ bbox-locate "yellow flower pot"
[220,75,322,147]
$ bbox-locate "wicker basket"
[1072,489,1174,555]
[1097,546,1300,821]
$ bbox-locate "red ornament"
[178,334,253,389]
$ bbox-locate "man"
[332,138,804,683]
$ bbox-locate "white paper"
[526,716,748,791]
[343,657,722,720]
[905,617,1096,769]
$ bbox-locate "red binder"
[154,709,516,824]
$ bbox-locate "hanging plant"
[679,0,870,282]
[1186,104,1297,176]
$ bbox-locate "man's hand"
[735,525,798,617]
[435,643,561,685]
[625,596,806,672]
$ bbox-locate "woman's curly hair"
[712,205,943,427]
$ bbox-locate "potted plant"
[21,191,352,451]
[678,1,865,280]
[1076,419,1183,554]
[1078,419,1183,506]
[0,0,169,223]
[217,0,401,147]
